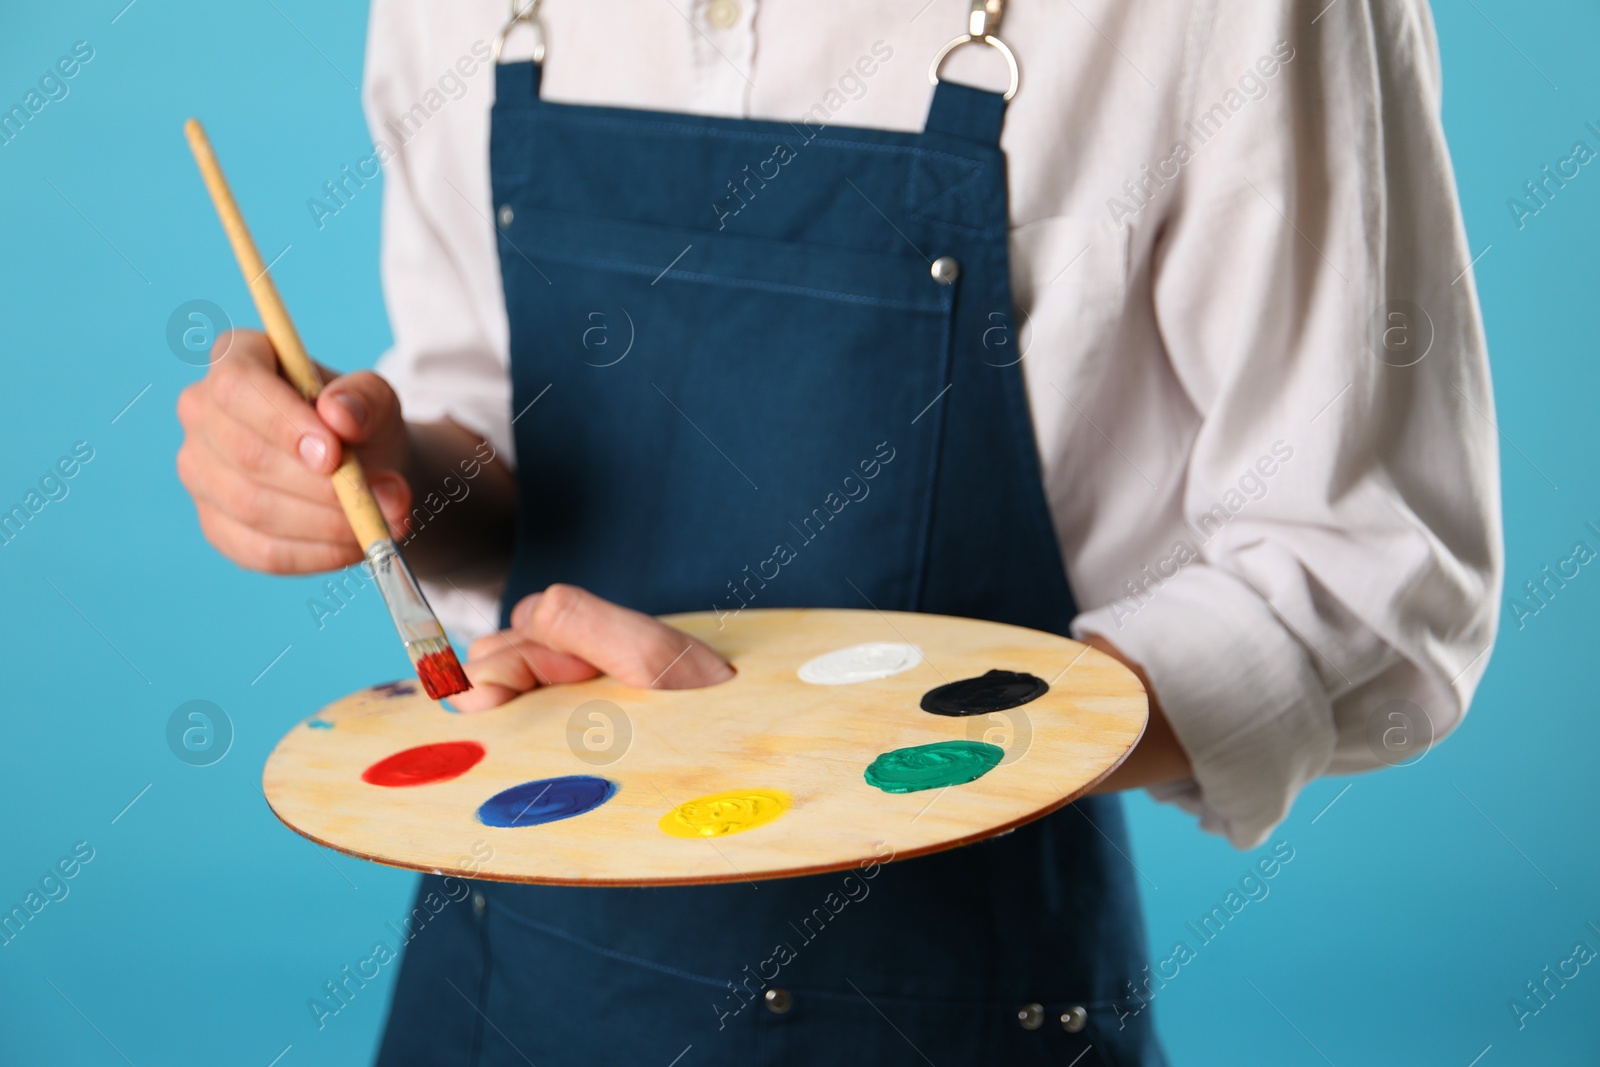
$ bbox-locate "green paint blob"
[864,740,1004,794]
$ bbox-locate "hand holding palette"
[262,609,1148,886]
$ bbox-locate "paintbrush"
[184,118,471,701]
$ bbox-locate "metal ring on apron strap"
[493,0,547,64]
[927,0,1020,101]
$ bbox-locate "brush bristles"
[409,638,472,700]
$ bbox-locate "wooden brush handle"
[184,118,392,552]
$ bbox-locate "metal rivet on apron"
[1016,1002,1044,1030]
[497,204,515,228]
[1060,1005,1088,1033]
[930,256,961,285]
[763,988,793,1014]
[471,890,486,916]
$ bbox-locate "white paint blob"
[797,642,924,685]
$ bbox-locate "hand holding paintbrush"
[183,118,471,700]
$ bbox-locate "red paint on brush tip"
[416,648,472,700]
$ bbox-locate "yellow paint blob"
[659,789,790,839]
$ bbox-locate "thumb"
[316,370,403,447]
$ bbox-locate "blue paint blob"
[372,680,418,699]
[477,775,617,828]
[306,719,334,730]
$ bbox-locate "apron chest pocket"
[495,206,961,615]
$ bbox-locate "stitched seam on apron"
[504,106,988,170]
[488,904,729,989]
[765,987,1138,1011]
[907,155,993,237]
[909,282,959,608]
[511,247,945,312]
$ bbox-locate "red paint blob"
[361,741,485,787]
[416,648,472,699]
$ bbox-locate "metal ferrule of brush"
[364,538,450,658]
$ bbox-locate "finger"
[210,329,279,372]
[453,635,601,712]
[511,584,734,690]
[178,438,360,542]
[368,470,415,535]
[180,409,415,533]
[179,441,414,542]
[182,385,336,503]
[205,351,343,476]
[317,370,403,447]
[465,631,599,682]
[194,503,365,575]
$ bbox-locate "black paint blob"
[920,670,1049,717]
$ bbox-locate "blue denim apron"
[375,38,1164,1067]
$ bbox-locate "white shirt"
[362,0,1502,848]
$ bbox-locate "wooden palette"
[263,609,1147,886]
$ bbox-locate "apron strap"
[924,80,1008,145]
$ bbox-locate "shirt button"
[471,890,486,916]
[1016,1002,1044,1030]
[497,204,514,228]
[706,0,741,28]
[1060,1005,1088,1033]
[930,256,961,285]
[764,988,793,1014]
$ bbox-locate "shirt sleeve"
[362,0,515,641]
[1069,0,1503,848]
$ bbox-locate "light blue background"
[1,2,1595,1064]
